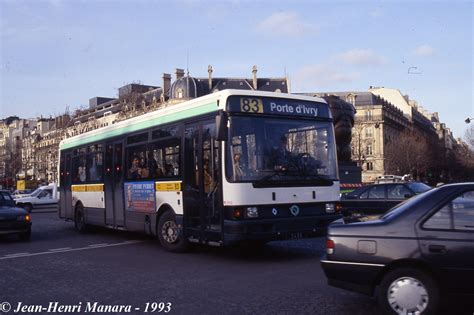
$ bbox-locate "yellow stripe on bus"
[71,184,104,192]
[155,182,181,191]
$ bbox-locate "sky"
[1,0,472,139]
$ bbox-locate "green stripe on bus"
[60,102,218,150]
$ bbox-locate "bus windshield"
[226,116,337,186]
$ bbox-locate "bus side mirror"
[216,111,228,141]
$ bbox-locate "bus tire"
[157,210,188,253]
[74,203,88,233]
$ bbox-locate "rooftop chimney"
[176,68,185,80]
[162,73,171,99]
[252,65,258,90]
[208,65,213,91]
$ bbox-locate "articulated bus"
[59,90,341,252]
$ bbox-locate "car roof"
[441,182,474,187]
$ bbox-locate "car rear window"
[407,182,431,194]
[381,188,436,221]
[368,185,385,199]
[387,184,412,199]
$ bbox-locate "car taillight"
[326,239,335,255]
[335,202,343,214]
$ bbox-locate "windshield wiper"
[252,169,334,188]
[297,173,333,185]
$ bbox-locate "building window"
[365,127,373,137]
[366,144,373,155]
[365,110,372,121]
[366,162,373,170]
[346,94,356,105]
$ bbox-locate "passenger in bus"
[129,156,141,179]
[149,158,160,178]
[203,159,213,193]
[156,167,164,177]
[139,158,149,178]
[164,164,174,177]
[233,153,245,180]
[272,136,292,171]
[78,166,87,182]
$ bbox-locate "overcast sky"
[1,0,472,138]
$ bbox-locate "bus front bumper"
[223,214,341,243]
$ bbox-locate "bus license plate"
[290,232,303,239]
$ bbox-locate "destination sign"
[226,96,330,118]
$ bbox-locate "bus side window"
[184,124,199,189]
[150,141,180,179]
[72,155,87,183]
[125,145,149,180]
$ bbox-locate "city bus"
[58,90,341,252]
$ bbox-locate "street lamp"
[465,117,473,124]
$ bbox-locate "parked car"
[341,182,431,216]
[15,183,59,213]
[321,183,474,314]
[0,190,32,241]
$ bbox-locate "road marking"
[48,247,72,251]
[87,243,109,247]
[0,241,144,260]
[3,252,30,257]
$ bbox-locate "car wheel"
[377,267,439,315]
[74,204,88,233]
[18,229,31,241]
[157,210,188,253]
[23,203,32,213]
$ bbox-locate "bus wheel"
[157,210,188,253]
[74,204,88,233]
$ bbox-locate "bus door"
[183,120,221,243]
[59,151,73,219]
[104,141,125,227]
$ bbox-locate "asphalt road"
[0,209,471,315]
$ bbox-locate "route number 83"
[240,98,263,113]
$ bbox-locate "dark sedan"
[321,183,474,314]
[0,190,32,241]
[341,182,431,217]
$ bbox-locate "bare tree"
[117,91,145,121]
[351,123,369,167]
[384,129,435,179]
[465,124,474,148]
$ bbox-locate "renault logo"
[272,208,278,216]
[290,205,300,216]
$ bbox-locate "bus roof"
[59,90,328,151]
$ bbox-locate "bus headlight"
[245,207,259,218]
[325,203,335,213]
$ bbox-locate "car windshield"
[226,116,338,186]
[29,187,43,197]
[407,182,431,194]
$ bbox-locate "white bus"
[58,90,341,252]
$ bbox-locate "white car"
[15,184,59,213]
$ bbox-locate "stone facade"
[310,88,446,183]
